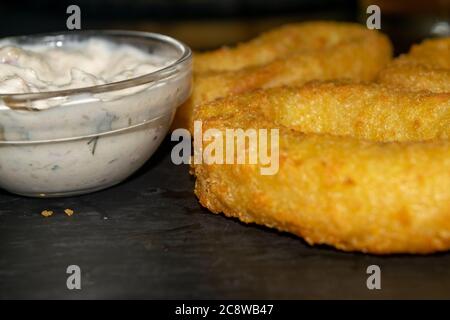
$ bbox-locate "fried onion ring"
[378,37,450,93]
[172,21,392,131]
[192,83,450,254]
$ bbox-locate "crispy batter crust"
[173,21,392,131]
[193,83,450,254]
[378,37,450,93]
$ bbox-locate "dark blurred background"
[0,0,448,53]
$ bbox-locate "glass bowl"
[0,30,192,197]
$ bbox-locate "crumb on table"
[64,208,74,216]
[41,210,53,217]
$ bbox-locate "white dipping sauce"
[0,36,191,197]
[0,38,169,97]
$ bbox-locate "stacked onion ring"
[185,21,450,254]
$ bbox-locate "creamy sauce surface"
[0,38,168,94]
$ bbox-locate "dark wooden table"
[1,139,449,299]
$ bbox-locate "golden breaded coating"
[173,21,392,131]
[192,83,450,254]
[378,37,450,93]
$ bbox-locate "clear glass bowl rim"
[0,29,192,102]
